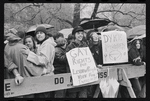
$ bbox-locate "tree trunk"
[91,3,99,19]
[72,3,80,28]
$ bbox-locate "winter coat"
[143,45,146,62]
[90,41,103,65]
[4,33,44,79]
[27,37,57,74]
[53,46,67,74]
[128,39,145,66]
[66,40,88,52]
[4,51,18,79]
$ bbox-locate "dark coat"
[53,46,67,74]
[66,40,88,52]
[143,45,146,62]
[90,41,103,65]
[128,39,145,66]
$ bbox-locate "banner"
[66,47,98,86]
[101,31,128,64]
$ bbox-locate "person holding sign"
[86,29,103,98]
[128,39,146,98]
[66,26,88,98]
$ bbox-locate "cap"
[72,26,84,35]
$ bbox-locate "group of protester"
[4,25,146,98]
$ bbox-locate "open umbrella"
[26,24,54,36]
[126,25,145,39]
[128,33,146,43]
[59,28,73,38]
[100,24,125,32]
[79,18,111,30]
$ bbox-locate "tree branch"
[113,4,124,20]
[91,3,99,19]
[97,10,145,21]
[13,4,33,16]
[16,10,40,22]
[47,10,73,26]
[110,20,132,28]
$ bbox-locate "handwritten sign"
[101,31,128,64]
[66,47,98,86]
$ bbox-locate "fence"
[4,64,145,98]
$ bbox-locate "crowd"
[4,25,146,98]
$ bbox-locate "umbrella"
[27,24,54,33]
[79,19,111,30]
[100,24,125,32]
[128,33,146,43]
[126,25,145,39]
[26,24,54,36]
[59,28,73,38]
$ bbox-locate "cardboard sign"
[101,31,128,64]
[66,47,98,86]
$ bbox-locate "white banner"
[66,47,98,86]
[101,31,128,64]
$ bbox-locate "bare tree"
[80,3,145,28]
[72,3,80,27]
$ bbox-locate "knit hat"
[72,26,84,35]
[35,26,47,35]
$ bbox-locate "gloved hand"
[143,62,146,65]
[97,64,102,69]
[25,49,30,55]
[15,74,24,85]
[41,68,48,76]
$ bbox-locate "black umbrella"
[79,18,111,30]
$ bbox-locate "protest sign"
[66,47,98,86]
[101,31,128,64]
